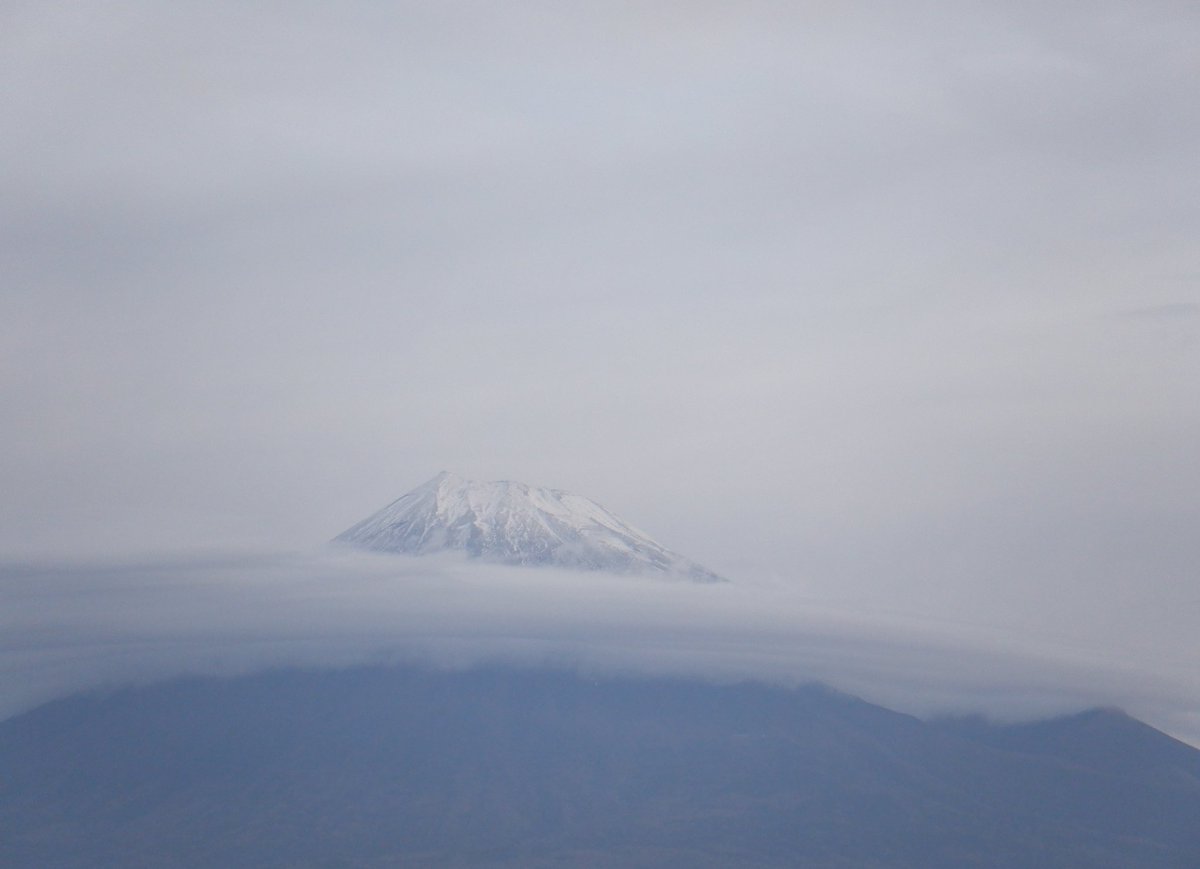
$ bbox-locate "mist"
[4,551,1197,747]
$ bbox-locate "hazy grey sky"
[2,2,1198,732]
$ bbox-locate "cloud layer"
[4,551,1197,746]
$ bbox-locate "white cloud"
[3,551,1197,746]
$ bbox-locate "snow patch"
[334,472,724,582]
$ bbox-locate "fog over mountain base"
[3,550,1196,746]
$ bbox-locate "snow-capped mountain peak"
[334,472,724,582]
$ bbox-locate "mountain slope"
[335,472,723,581]
[2,666,1199,868]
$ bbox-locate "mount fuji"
[334,471,724,582]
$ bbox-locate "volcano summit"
[335,472,723,582]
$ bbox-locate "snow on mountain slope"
[334,472,724,582]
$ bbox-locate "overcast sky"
[2,2,1198,735]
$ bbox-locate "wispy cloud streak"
[3,551,1196,745]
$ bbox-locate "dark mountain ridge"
[2,666,1198,868]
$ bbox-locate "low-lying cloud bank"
[2,550,1197,745]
